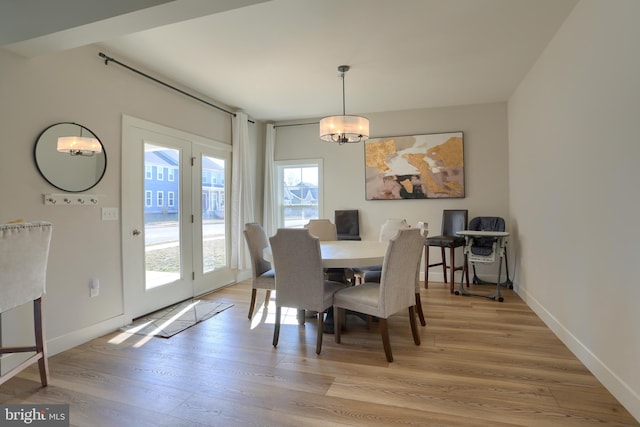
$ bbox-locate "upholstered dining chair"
[362,217,428,324]
[362,252,426,327]
[0,221,52,387]
[243,223,276,319]
[333,228,424,362]
[425,209,470,293]
[304,219,353,284]
[269,228,346,354]
[334,209,361,241]
[353,218,411,284]
[304,219,338,240]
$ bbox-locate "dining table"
[262,239,388,269]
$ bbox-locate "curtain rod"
[274,121,319,128]
[98,52,254,123]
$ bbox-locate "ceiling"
[2,0,578,122]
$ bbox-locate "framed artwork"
[364,132,464,200]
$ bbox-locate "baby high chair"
[455,216,510,302]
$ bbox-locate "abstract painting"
[364,132,464,200]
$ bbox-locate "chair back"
[441,209,468,236]
[304,219,338,241]
[269,229,327,310]
[243,223,272,279]
[378,228,424,317]
[378,218,410,242]
[334,210,360,240]
[0,222,52,313]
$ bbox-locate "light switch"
[101,207,119,221]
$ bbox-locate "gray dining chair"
[362,252,426,327]
[353,218,411,284]
[243,223,276,319]
[0,221,52,387]
[304,219,353,284]
[269,228,347,354]
[333,228,424,362]
[304,219,338,241]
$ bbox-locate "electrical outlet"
[90,279,99,297]
[101,207,119,221]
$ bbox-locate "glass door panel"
[144,143,181,289]
[201,155,226,273]
[192,144,233,296]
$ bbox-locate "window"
[168,191,175,208]
[145,165,153,180]
[275,159,322,228]
[145,191,152,207]
[168,168,175,182]
[157,191,164,207]
[157,166,164,181]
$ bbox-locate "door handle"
[132,229,141,236]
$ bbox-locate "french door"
[122,116,233,320]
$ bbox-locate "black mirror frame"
[34,122,107,193]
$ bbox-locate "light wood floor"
[1,280,637,427]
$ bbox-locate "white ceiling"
[2,0,578,122]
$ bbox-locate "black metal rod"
[99,52,249,120]
[274,122,319,128]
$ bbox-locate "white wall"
[0,45,251,358]
[508,0,640,419]
[274,102,510,281]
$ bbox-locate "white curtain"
[230,111,254,270]
[263,124,277,236]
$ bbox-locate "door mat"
[121,299,233,338]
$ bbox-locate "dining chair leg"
[334,307,342,344]
[409,306,421,345]
[449,246,455,293]
[272,306,281,347]
[248,289,257,319]
[440,247,448,284]
[34,298,49,387]
[415,293,426,326]
[316,312,324,354]
[423,244,429,289]
[263,290,271,308]
[379,318,393,362]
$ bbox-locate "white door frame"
[121,115,233,321]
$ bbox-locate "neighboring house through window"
[275,159,323,228]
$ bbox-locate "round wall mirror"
[34,122,107,192]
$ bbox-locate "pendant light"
[319,65,369,144]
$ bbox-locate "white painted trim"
[46,315,128,357]
[517,287,640,422]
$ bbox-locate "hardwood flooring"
[1,280,637,426]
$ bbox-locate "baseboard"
[46,315,128,357]
[516,286,640,422]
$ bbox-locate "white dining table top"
[263,240,388,268]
